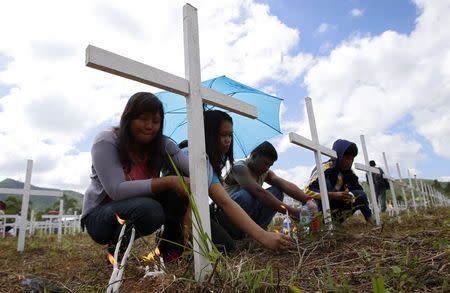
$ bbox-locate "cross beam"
[85,4,257,281]
[353,135,381,225]
[0,160,63,251]
[288,97,337,224]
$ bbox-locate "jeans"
[376,189,387,212]
[216,186,283,239]
[83,191,188,254]
[317,189,373,223]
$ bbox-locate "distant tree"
[4,196,21,214]
[444,183,450,194]
[50,193,79,214]
[432,179,442,191]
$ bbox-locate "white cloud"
[279,0,450,177]
[316,23,331,34]
[438,176,450,182]
[350,8,364,17]
[273,165,313,189]
[0,0,311,191]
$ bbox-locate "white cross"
[353,135,381,225]
[288,97,337,224]
[418,179,428,208]
[382,152,399,215]
[406,169,418,211]
[0,160,63,251]
[395,163,410,213]
[85,4,257,280]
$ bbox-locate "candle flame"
[273,229,279,234]
[143,251,155,262]
[155,247,161,257]
[115,213,125,225]
[107,253,116,266]
[280,205,286,210]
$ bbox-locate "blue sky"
[0,0,449,192]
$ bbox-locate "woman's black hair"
[203,110,234,179]
[114,92,165,173]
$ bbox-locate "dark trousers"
[316,190,373,223]
[83,191,188,254]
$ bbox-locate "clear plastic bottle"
[282,212,291,235]
[306,196,320,233]
[299,204,311,234]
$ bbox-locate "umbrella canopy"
[156,75,283,159]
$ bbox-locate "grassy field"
[1,207,449,292]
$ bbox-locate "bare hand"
[335,191,353,203]
[171,176,190,197]
[259,231,295,250]
[287,206,300,220]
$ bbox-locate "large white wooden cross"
[85,4,257,280]
[395,163,410,213]
[406,169,418,210]
[0,160,63,251]
[353,135,381,225]
[288,97,337,224]
[382,152,399,215]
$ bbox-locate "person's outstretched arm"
[209,183,293,250]
[265,171,308,203]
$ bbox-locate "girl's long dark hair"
[204,110,234,179]
[114,92,165,173]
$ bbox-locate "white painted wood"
[406,169,418,211]
[288,97,337,224]
[0,160,63,251]
[85,4,257,281]
[57,199,64,242]
[419,180,428,208]
[382,152,399,215]
[183,4,211,280]
[354,135,381,225]
[395,163,409,213]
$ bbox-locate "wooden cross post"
[288,97,337,224]
[406,169,418,211]
[419,180,429,208]
[353,135,381,225]
[382,152,400,215]
[0,160,63,251]
[395,163,409,213]
[85,4,257,280]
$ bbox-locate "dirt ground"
[1,207,449,292]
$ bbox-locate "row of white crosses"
[0,160,63,251]
[86,4,257,281]
[288,97,449,226]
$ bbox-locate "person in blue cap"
[305,139,375,224]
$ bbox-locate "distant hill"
[0,178,83,212]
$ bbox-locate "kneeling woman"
[81,92,190,256]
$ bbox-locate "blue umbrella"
[156,75,283,159]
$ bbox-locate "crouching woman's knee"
[132,197,165,236]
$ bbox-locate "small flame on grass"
[273,229,279,234]
[115,213,125,225]
[143,251,155,262]
[107,253,116,266]
[155,247,161,257]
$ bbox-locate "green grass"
[1,207,448,292]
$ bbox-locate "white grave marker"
[395,163,409,213]
[85,4,257,280]
[288,97,337,224]
[406,169,418,211]
[0,160,63,251]
[353,135,381,225]
[382,152,399,215]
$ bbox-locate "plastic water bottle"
[282,212,291,235]
[299,204,311,234]
[306,196,320,233]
